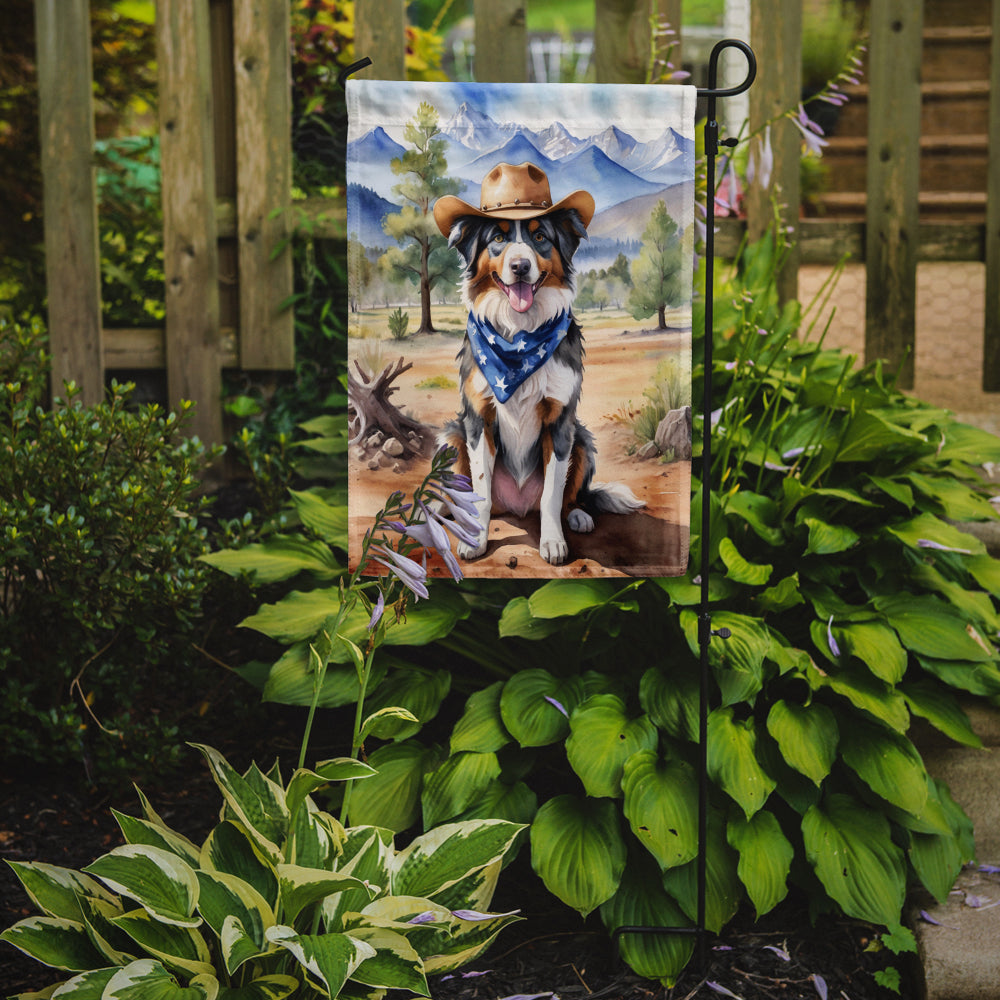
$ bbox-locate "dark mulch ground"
[1,741,914,1000]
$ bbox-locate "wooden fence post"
[983,0,1000,390]
[864,0,923,389]
[474,0,526,83]
[34,0,104,405]
[354,0,406,80]
[233,0,294,370]
[746,0,801,306]
[594,0,663,84]
[157,0,223,444]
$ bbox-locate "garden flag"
[346,80,696,578]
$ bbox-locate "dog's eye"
[533,231,548,243]
[492,233,505,244]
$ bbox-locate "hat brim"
[433,189,595,237]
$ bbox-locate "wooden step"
[922,25,993,83]
[813,190,987,222]
[921,0,992,28]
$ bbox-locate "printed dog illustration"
[432,161,644,566]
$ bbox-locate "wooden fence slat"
[354,0,406,81]
[864,0,923,390]
[473,0,527,82]
[157,0,223,445]
[233,0,294,369]
[594,0,653,84]
[746,0,801,305]
[983,0,1000,389]
[34,0,103,405]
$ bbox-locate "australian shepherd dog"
[432,162,643,566]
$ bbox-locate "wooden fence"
[33,0,1000,445]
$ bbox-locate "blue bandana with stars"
[467,311,572,403]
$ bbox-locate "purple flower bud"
[544,695,569,718]
[367,590,385,631]
[827,615,841,658]
[407,911,437,925]
[369,543,429,600]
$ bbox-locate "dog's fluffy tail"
[584,480,645,513]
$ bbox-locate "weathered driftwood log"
[348,357,434,459]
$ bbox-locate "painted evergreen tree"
[379,102,462,334]
[627,201,686,330]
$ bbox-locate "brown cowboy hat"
[433,161,595,236]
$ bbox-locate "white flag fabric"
[346,80,696,578]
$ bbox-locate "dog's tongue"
[506,280,534,313]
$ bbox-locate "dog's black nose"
[510,257,532,279]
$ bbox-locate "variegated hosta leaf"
[802,793,906,926]
[214,974,299,1000]
[285,760,375,823]
[110,908,214,979]
[599,853,694,987]
[421,906,523,975]
[83,846,200,928]
[0,916,107,971]
[707,707,776,819]
[424,859,501,916]
[288,802,343,870]
[77,894,136,966]
[727,810,793,918]
[566,695,658,799]
[102,958,218,999]
[4,861,118,922]
[323,829,393,931]
[195,871,274,974]
[277,864,375,925]
[529,795,626,917]
[621,751,699,871]
[200,822,278,910]
[450,681,511,754]
[45,966,118,997]
[838,718,929,817]
[421,751,501,829]
[265,926,375,998]
[344,926,429,995]
[499,670,585,747]
[112,810,202,868]
[661,811,742,934]
[765,700,838,786]
[347,740,442,833]
[391,820,524,901]
[191,745,287,863]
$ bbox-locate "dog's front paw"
[457,532,488,561]
[540,536,569,565]
[567,508,594,533]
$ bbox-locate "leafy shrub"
[387,307,410,340]
[1,743,524,997]
[207,232,1000,985]
[0,318,220,782]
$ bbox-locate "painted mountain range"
[347,101,695,269]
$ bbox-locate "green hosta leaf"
[874,594,995,662]
[112,812,201,868]
[421,751,502,828]
[967,553,1000,597]
[450,682,511,754]
[565,695,658,798]
[261,643,385,709]
[103,959,218,999]
[727,811,793,917]
[83,846,200,928]
[906,472,998,521]
[911,562,1000,633]
[724,490,784,545]
[901,680,982,748]
[886,512,985,557]
[707,708,776,818]
[363,667,451,740]
[639,664,699,742]
[216,975,299,1000]
[497,596,564,639]
[765,700,838,786]
[526,579,622,617]
[834,621,907,684]
[111,908,214,978]
[908,782,968,906]
[347,740,442,832]
[200,536,341,584]
[755,573,804,614]
[200,822,278,910]
[916,655,1000,697]
[599,853,694,987]
[835,409,927,463]
[866,474,914,509]
[0,916,107,971]
[935,421,1000,464]
[393,820,524,901]
[346,926,428,994]
[195,871,273,974]
[453,779,538,827]
[4,862,118,923]
[191,746,287,862]
[808,660,910,732]
[718,537,772,586]
[803,517,859,556]
[621,751,698,871]
[288,488,348,547]
[360,706,421,742]
[277,865,374,925]
[839,718,928,816]
[265,926,375,997]
[654,573,737,606]
[661,811,741,933]
[530,795,626,917]
[680,610,770,706]
[499,670,584,747]
[802,793,906,926]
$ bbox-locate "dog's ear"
[447,217,482,269]
[548,208,589,263]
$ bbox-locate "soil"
[0,735,913,1000]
